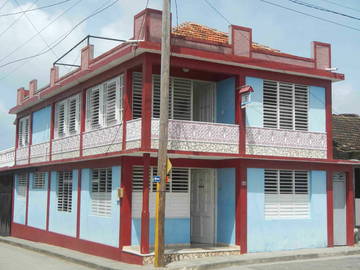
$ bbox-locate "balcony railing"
[1,119,241,168]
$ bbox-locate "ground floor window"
[17,173,28,198]
[91,168,112,217]
[57,171,73,212]
[33,172,46,190]
[264,169,309,219]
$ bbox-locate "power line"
[204,0,231,25]
[0,0,83,65]
[0,0,40,39]
[287,0,360,21]
[0,0,120,69]
[259,0,360,32]
[0,0,10,12]
[318,0,360,13]
[137,0,150,40]
[0,0,72,17]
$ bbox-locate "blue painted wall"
[131,218,190,246]
[27,173,48,230]
[245,77,263,127]
[32,106,51,145]
[49,170,78,237]
[216,77,236,124]
[247,168,327,252]
[217,168,235,244]
[80,167,121,247]
[309,86,326,133]
[13,174,27,225]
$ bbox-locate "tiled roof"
[172,22,280,53]
[332,114,360,159]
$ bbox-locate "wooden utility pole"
[154,0,171,267]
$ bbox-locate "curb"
[0,237,127,270]
[168,248,360,270]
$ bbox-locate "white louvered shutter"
[279,82,294,130]
[18,118,24,147]
[152,75,172,119]
[172,78,192,121]
[33,172,46,189]
[132,166,144,192]
[87,87,102,129]
[57,171,73,212]
[24,117,30,146]
[171,168,189,193]
[56,102,66,137]
[104,79,118,126]
[17,173,27,198]
[294,84,308,131]
[132,72,143,119]
[68,95,80,135]
[18,117,30,147]
[263,80,278,128]
[91,168,112,217]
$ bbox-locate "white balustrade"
[0,148,15,168]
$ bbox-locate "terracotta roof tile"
[172,22,280,53]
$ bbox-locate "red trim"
[122,70,133,151]
[11,175,15,232]
[346,169,355,246]
[235,166,241,246]
[239,163,247,253]
[120,158,132,248]
[14,118,19,166]
[28,113,33,164]
[11,224,143,265]
[25,173,30,226]
[79,89,86,157]
[236,75,246,155]
[76,169,82,239]
[141,56,152,151]
[46,171,51,231]
[49,103,55,161]
[325,82,333,159]
[141,153,150,254]
[326,170,333,247]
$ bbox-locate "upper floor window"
[18,116,30,147]
[263,80,308,131]
[264,169,309,219]
[86,75,124,130]
[54,94,80,138]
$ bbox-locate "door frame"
[190,168,217,245]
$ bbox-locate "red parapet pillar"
[141,56,153,151]
[327,170,334,247]
[141,153,150,254]
[346,169,355,246]
[122,70,133,151]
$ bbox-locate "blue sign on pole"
[153,176,160,183]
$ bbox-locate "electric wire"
[287,0,360,21]
[0,0,119,68]
[0,0,73,17]
[137,0,150,40]
[318,0,360,14]
[0,0,10,12]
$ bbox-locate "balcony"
[0,148,15,168]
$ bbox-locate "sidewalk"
[1,236,360,270]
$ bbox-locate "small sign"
[166,158,173,175]
[153,176,160,183]
[239,85,254,108]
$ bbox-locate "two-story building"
[0,8,358,265]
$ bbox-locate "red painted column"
[14,118,19,166]
[76,169,82,238]
[25,173,30,226]
[28,113,33,164]
[235,166,241,246]
[49,103,55,161]
[141,56,152,151]
[327,170,334,247]
[346,169,355,246]
[140,153,150,254]
[122,70,133,151]
[120,157,133,248]
[237,162,247,253]
[10,175,15,232]
[46,172,51,231]
[325,82,333,160]
[79,89,86,157]
[236,75,246,155]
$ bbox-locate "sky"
[0,0,359,150]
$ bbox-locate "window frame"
[17,173,28,199]
[18,116,30,147]
[54,94,80,139]
[86,75,124,131]
[57,171,73,213]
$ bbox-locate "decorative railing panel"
[151,119,239,154]
[126,119,142,149]
[30,142,50,163]
[83,124,122,156]
[0,148,15,168]
[246,127,327,158]
[16,146,29,165]
[52,134,80,161]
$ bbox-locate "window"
[132,166,189,193]
[18,116,30,147]
[264,169,309,219]
[132,72,143,119]
[57,171,73,212]
[33,172,46,189]
[263,80,308,131]
[91,168,112,217]
[17,173,27,198]
[86,75,123,130]
[54,95,80,138]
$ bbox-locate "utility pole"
[154,0,171,267]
